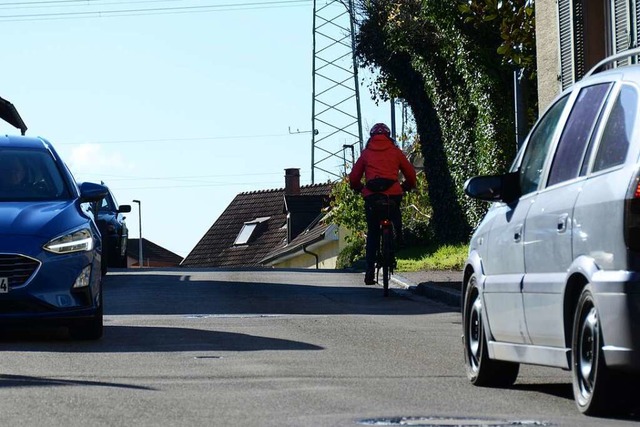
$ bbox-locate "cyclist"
[349,123,417,285]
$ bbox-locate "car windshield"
[0,148,70,201]
[98,191,117,212]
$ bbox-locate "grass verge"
[396,243,467,272]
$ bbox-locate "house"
[181,168,341,269]
[536,1,640,111]
[261,211,345,269]
[126,238,184,267]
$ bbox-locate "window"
[520,95,570,195]
[234,223,258,245]
[593,85,638,172]
[233,216,270,245]
[99,194,117,212]
[547,83,612,187]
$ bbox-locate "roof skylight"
[233,217,270,245]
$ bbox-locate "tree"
[354,0,534,243]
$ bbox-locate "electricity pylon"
[311,0,363,183]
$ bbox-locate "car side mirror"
[118,204,132,213]
[463,172,520,204]
[79,182,109,203]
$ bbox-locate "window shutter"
[559,0,574,89]
[635,0,640,47]
[574,0,586,80]
[613,0,631,65]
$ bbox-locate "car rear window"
[592,85,638,172]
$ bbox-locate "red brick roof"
[181,183,333,268]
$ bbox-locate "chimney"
[284,168,301,195]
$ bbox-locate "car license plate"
[0,277,8,293]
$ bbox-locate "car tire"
[571,285,632,415]
[463,274,519,387]
[69,293,103,341]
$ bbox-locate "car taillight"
[625,174,640,251]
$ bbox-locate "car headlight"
[44,228,94,254]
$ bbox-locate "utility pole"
[133,200,143,268]
[311,0,363,183]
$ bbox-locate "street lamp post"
[132,200,143,268]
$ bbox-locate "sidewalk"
[392,270,462,308]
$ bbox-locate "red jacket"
[348,134,417,197]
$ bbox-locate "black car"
[95,185,130,273]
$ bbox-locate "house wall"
[536,0,561,113]
[272,240,340,269]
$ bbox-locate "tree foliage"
[459,0,536,73]
[353,0,534,243]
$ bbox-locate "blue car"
[0,132,108,340]
[95,185,131,272]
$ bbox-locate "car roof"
[581,63,640,84]
[0,134,52,149]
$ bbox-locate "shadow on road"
[103,270,455,316]
[0,374,154,390]
[510,382,573,401]
[511,382,640,421]
[0,325,324,353]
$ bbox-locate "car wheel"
[571,285,631,415]
[463,274,519,387]
[69,293,103,341]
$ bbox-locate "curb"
[392,274,462,308]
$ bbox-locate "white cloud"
[64,143,134,182]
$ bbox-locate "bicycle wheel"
[381,222,393,297]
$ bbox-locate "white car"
[462,49,640,415]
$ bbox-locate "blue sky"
[0,0,397,258]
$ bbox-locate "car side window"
[593,85,638,172]
[520,95,570,195]
[547,84,612,187]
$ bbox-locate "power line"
[74,171,284,181]
[106,180,312,190]
[0,0,197,10]
[0,0,207,9]
[0,0,311,21]
[56,132,307,145]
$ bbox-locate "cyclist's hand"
[401,181,414,193]
[351,184,364,194]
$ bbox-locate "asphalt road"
[0,269,638,427]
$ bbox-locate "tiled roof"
[127,238,184,265]
[181,183,333,268]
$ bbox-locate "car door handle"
[514,224,523,242]
[557,214,569,233]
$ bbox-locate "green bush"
[336,236,366,269]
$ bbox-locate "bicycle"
[371,195,397,297]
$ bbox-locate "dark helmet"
[369,123,391,137]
